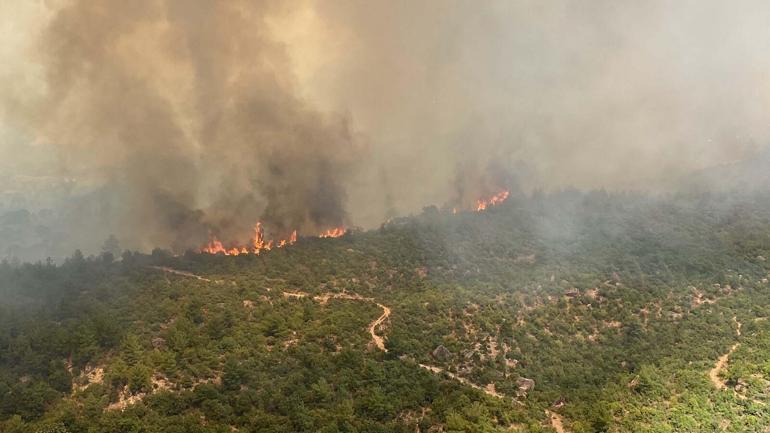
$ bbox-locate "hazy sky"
[1,0,770,254]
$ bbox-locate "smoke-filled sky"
[2,0,770,257]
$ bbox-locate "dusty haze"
[1,0,770,259]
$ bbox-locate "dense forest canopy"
[2,189,770,432]
[5,2,770,432]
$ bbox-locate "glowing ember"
[475,190,510,211]
[319,227,346,238]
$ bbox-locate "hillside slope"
[2,190,770,432]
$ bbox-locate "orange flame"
[253,222,265,253]
[475,190,510,211]
[199,238,247,256]
[200,239,228,255]
[276,232,296,248]
[319,227,346,238]
[198,222,347,256]
[200,222,299,256]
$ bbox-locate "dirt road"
[150,267,393,352]
[151,266,565,429]
[546,410,567,433]
[708,316,742,390]
[150,266,212,282]
[417,364,504,398]
[289,291,392,352]
[369,303,391,351]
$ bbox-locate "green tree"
[128,364,152,394]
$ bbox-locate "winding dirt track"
[311,292,391,352]
[546,410,567,433]
[709,346,738,390]
[417,364,568,431]
[151,266,212,282]
[417,364,504,398]
[368,303,391,352]
[152,266,567,430]
[708,316,742,390]
[152,267,392,351]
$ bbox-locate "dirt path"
[419,364,570,431]
[546,410,567,433]
[150,266,212,282]
[709,346,738,390]
[315,292,391,352]
[152,266,392,351]
[284,291,391,352]
[708,316,742,390]
[152,266,561,427]
[152,268,552,423]
[417,364,504,398]
[369,304,391,351]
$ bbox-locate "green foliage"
[2,190,770,431]
[128,364,151,394]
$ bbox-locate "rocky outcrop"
[432,345,453,362]
[151,337,166,349]
[516,377,535,396]
[564,288,580,298]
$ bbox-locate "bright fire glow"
[199,223,342,255]
[475,190,510,211]
[319,227,346,238]
[200,222,298,256]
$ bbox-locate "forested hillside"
[2,190,770,433]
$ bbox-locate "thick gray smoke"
[2,0,770,259]
[2,0,359,255]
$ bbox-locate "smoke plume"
[3,0,362,253]
[3,0,770,258]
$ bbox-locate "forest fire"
[199,223,344,255]
[452,190,511,214]
[475,190,510,211]
[199,222,298,256]
[199,189,506,256]
[319,227,346,238]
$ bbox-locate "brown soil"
[708,317,742,390]
[546,410,568,433]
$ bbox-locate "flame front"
[199,223,338,256]
[475,190,510,211]
[200,222,298,256]
[319,227,346,238]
